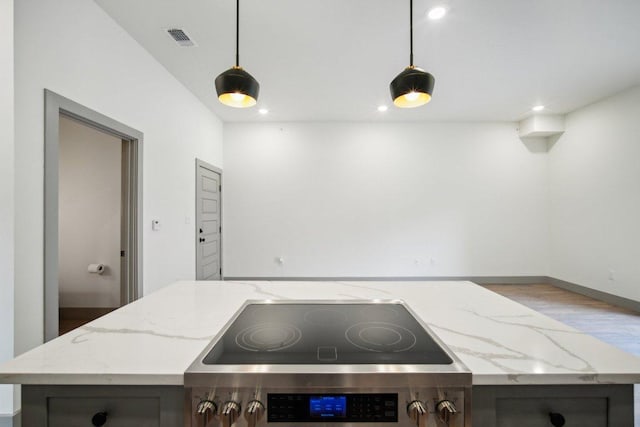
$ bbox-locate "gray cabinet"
[22,385,183,427]
[472,384,634,427]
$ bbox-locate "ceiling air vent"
[166,28,196,47]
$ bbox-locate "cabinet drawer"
[472,385,634,427]
[48,397,160,427]
[22,385,184,427]
[496,397,607,427]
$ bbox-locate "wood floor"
[58,307,116,335]
[483,284,640,426]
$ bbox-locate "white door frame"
[195,159,223,280]
[43,90,144,342]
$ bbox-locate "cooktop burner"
[202,302,453,365]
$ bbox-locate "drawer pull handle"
[92,412,108,426]
[549,412,565,427]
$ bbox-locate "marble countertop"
[1,280,640,386]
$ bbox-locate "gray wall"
[223,121,549,278]
[14,0,224,357]
[0,0,15,417]
[549,85,640,302]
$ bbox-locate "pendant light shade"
[215,0,259,108]
[215,66,259,108]
[390,66,435,108]
[390,0,435,108]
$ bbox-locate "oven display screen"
[268,393,398,423]
[309,396,347,418]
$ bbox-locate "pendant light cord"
[235,0,240,67]
[409,0,414,67]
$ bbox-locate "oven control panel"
[268,393,397,423]
[188,388,468,427]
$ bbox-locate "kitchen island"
[1,281,639,426]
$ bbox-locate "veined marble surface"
[1,281,640,386]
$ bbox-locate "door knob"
[200,237,205,243]
[91,412,108,426]
[549,412,566,427]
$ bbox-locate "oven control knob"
[196,400,217,427]
[221,401,241,427]
[436,400,457,424]
[407,400,428,427]
[244,400,265,427]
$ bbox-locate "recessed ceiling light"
[532,105,545,112]
[377,105,388,112]
[427,6,446,20]
[259,108,269,115]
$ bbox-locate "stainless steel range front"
[185,300,471,427]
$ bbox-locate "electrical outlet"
[608,269,616,281]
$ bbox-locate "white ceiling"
[94,0,640,122]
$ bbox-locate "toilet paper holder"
[88,264,106,275]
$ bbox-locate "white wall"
[223,122,549,278]
[0,0,15,416]
[14,0,223,355]
[58,116,121,308]
[549,85,640,302]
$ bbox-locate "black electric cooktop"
[203,303,453,365]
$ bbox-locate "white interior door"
[196,160,222,280]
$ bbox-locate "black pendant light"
[215,0,259,108]
[390,0,435,108]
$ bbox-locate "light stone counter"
[1,281,640,386]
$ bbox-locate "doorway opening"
[44,90,143,341]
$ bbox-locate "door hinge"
[219,185,221,192]
[219,226,221,233]
[120,250,125,257]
